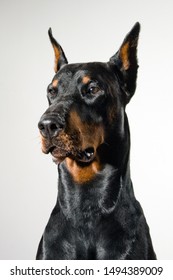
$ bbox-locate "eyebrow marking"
[82,76,90,84]
[52,79,58,87]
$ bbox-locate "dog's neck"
[57,121,134,219]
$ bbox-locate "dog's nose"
[38,118,60,138]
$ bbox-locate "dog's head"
[38,23,140,170]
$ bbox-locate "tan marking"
[39,133,49,154]
[120,42,130,70]
[52,79,58,88]
[57,130,76,152]
[52,44,61,73]
[65,157,102,184]
[64,110,105,184]
[69,110,104,151]
[82,76,90,84]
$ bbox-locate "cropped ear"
[48,28,68,73]
[109,22,140,103]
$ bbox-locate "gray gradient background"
[0,0,173,259]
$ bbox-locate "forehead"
[53,62,115,83]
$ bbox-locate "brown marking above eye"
[52,79,58,88]
[82,76,90,84]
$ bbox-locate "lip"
[44,144,96,164]
[51,155,66,164]
[50,146,69,163]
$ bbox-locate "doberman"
[37,23,156,260]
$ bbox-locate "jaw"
[41,137,97,165]
[52,146,96,165]
[40,127,103,165]
[42,144,102,184]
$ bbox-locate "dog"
[36,22,156,259]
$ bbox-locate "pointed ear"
[48,28,68,73]
[109,22,140,103]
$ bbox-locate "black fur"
[37,23,156,260]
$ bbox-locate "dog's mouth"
[48,146,68,164]
[46,145,95,164]
[76,147,95,163]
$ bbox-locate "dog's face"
[39,62,122,164]
[38,23,140,168]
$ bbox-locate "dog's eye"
[86,83,101,95]
[88,86,100,94]
[47,85,57,98]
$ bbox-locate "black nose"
[38,117,60,138]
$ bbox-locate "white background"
[0,0,173,260]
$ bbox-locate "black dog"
[37,23,156,260]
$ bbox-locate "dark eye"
[47,84,57,98]
[87,86,100,94]
[86,83,101,95]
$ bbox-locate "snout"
[38,108,105,164]
[38,113,69,162]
